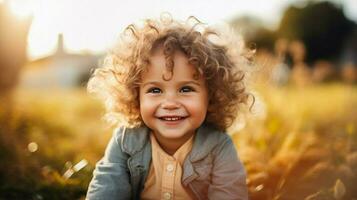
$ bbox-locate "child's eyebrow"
[178,81,201,86]
[141,81,201,87]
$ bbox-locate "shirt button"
[166,164,174,172]
[163,192,172,200]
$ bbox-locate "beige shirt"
[141,133,195,200]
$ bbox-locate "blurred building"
[20,34,102,89]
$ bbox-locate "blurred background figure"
[271,38,291,86]
[289,40,312,86]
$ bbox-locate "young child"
[86,14,252,200]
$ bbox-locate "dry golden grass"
[232,83,357,200]
[0,83,356,199]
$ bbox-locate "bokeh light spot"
[28,142,38,152]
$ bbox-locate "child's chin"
[159,129,184,136]
[160,129,195,139]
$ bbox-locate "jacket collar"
[188,123,224,162]
[120,125,150,156]
[120,122,223,162]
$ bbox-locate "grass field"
[0,83,356,199]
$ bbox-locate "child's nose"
[161,95,181,110]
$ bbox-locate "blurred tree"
[230,16,276,51]
[0,3,32,198]
[277,1,356,64]
[0,3,32,97]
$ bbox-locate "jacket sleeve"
[208,136,249,200]
[86,128,132,200]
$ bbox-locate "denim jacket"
[86,123,248,200]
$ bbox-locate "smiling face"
[139,48,209,153]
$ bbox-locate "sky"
[3,0,357,61]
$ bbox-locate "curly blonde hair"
[87,14,254,130]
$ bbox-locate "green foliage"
[230,16,277,51]
[229,1,356,63]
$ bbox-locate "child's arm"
[86,128,132,200]
[208,136,248,200]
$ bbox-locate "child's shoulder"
[195,122,231,143]
[113,125,150,155]
[190,123,234,160]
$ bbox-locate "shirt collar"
[150,132,194,165]
[120,122,223,162]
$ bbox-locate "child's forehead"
[141,51,204,82]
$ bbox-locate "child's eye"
[147,87,162,94]
[180,86,195,93]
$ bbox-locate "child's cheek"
[139,97,157,119]
[186,100,208,123]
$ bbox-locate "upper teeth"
[162,117,181,121]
